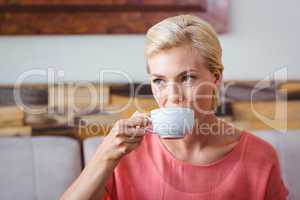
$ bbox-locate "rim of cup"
[150,107,194,115]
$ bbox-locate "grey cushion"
[0,136,82,200]
[83,136,104,165]
[253,130,300,200]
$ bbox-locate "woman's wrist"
[92,149,119,170]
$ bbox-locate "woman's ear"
[213,69,223,87]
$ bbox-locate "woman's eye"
[182,75,196,83]
[152,78,165,86]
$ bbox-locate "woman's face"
[147,45,221,117]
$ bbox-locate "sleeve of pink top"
[264,154,289,200]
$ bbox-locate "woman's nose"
[165,82,183,106]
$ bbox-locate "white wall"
[0,0,299,84]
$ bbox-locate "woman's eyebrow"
[151,74,165,78]
[151,69,198,78]
[177,69,198,77]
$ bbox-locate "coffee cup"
[145,107,195,138]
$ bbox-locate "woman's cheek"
[189,85,212,112]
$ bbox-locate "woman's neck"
[178,114,219,150]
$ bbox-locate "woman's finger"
[114,127,146,137]
[119,140,143,155]
[122,135,144,144]
[126,116,150,127]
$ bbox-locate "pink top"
[103,131,288,200]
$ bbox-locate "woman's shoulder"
[242,131,279,165]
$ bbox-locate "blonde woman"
[61,15,288,200]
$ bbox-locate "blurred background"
[0,0,300,82]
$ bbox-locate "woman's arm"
[60,112,150,200]
[60,150,115,200]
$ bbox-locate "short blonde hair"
[145,14,223,110]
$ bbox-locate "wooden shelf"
[0,0,228,35]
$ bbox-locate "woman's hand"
[95,111,151,167]
[60,111,151,200]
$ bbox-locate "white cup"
[145,107,195,138]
